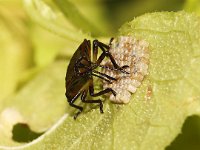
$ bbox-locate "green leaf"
[0,4,32,101]
[31,25,79,67]
[53,0,105,36]
[184,0,200,15]
[24,0,89,42]
[1,11,200,150]
[24,0,91,67]
[0,62,68,146]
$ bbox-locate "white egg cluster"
[102,36,149,104]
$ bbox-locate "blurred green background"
[0,0,200,149]
[102,0,185,30]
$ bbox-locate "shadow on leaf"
[166,115,200,150]
[12,123,44,143]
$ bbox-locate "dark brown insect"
[65,38,128,119]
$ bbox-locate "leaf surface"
[1,11,200,150]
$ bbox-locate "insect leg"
[89,79,116,97]
[93,40,129,74]
[109,37,114,47]
[93,40,98,62]
[99,64,129,72]
[66,91,83,119]
[93,39,109,51]
[101,47,129,74]
[92,73,112,83]
[92,38,113,62]
[89,85,116,97]
[92,70,117,81]
[81,90,104,113]
[93,38,115,62]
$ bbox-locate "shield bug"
[65,38,129,119]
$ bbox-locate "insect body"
[65,38,128,119]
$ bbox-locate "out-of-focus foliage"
[184,0,200,15]
[101,0,185,30]
[0,0,200,150]
[0,1,32,101]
